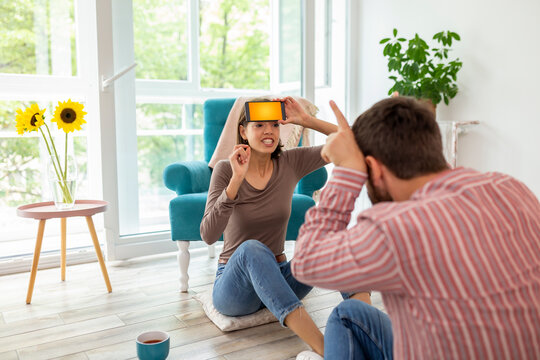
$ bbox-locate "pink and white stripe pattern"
[292,167,540,359]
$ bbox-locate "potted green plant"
[380,29,463,109]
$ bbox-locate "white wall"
[353,0,540,198]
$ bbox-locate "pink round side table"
[17,200,112,304]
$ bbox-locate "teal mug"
[136,331,170,360]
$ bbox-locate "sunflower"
[15,103,46,134]
[15,108,27,135]
[52,99,87,133]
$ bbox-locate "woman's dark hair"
[237,98,283,159]
[351,96,448,179]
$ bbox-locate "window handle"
[101,63,137,91]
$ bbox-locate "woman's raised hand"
[278,96,311,127]
[229,144,251,180]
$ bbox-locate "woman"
[200,96,335,356]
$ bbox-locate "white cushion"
[193,290,278,331]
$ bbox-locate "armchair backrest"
[201,98,326,199]
[203,98,236,163]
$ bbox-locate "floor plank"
[50,353,89,360]
[0,313,64,338]
[0,241,384,360]
[0,350,19,360]
[85,321,224,360]
[223,335,309,360]
[167,322,296,360]
[58,292,192,324]
[117,298,201,325]
[0,315,124,354]
[17,316,183,360]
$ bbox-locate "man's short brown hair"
[351,97,448,179]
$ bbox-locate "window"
[0,1,98,268]
[133,0,189,81]
[278,0,301,85]
[199,0,271,90]
[108,0,348,259]
[135,102,204,233]
[0,0,352,266]
[0,1,77,76]
[117,0,277,242]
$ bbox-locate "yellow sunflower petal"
[52,99,87,133]
[15,108,28,135]
[18,104,46,133]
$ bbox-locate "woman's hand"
[229,144,251,180]
[226,144,251,200]
[278,96,312,127]
[277,96,337,136]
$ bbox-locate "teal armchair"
[163,98,327,291]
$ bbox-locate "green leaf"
[388,59,397,71]
[393,28,398,37]
[383,43,392,56]
[397,37,406,42]
[380,38,390,44]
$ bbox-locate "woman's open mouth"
[261,138,275,147]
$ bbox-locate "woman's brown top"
[200,145,326,262]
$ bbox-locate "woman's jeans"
[325,299,394,360]
[212,240,312,326]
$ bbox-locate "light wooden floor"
[0,242,383,360]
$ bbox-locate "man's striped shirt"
[292,167,540,359]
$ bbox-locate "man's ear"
[365,156,384,185]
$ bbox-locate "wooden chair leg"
[85,216,112,293]
[177,241,190,292]
[208,243,215,258]
[61,217,66,281]
[26,219,46,304]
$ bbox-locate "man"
[292,97,540,360]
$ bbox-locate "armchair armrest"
[296,166,328,198]
[163,160,212,195]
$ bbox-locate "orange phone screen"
[246,101,284,121]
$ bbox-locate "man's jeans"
[212,240,312,326]
[325,299,394,360]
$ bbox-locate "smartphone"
[245,101,286,122]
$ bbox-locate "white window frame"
[0,0,357,272]
[0,0,106,273]
[100,0,355,261]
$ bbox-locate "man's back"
[363,167,540,359]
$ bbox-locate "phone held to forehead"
[245,101,285,122]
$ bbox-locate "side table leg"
[27,219,46,304]
[61,217,66,281]
[85,216,112,293]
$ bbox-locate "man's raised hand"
[321,101,367,172]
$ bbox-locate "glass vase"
[48,154,77,210]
